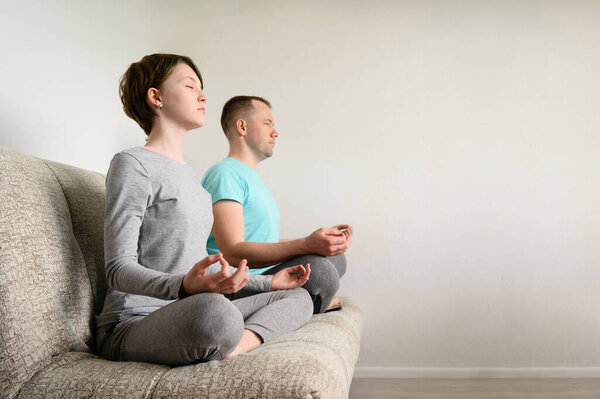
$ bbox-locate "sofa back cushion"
[0,147,106,397]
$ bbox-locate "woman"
[96,54,313,366]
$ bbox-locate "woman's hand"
[270,264,311,291]
[181,253,249,296]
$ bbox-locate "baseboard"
[353,367,600,379]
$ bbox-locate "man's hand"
[302,224,354,256]
[335,224,353,252]
[333,224,353,238]
[181,253,249,296]
[270,264,311,290]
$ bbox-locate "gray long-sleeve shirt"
[96,147,272,328]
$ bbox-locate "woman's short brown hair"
[119,54,203,135]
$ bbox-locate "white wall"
[2,1,600,377]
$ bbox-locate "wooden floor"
[349,378,600,399]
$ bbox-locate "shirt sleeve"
[103,153,185,300]
[201,163,247,205]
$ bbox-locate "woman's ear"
[147,88,162,109]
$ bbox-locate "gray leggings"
[96,288,312,366]
[263,254,346,314]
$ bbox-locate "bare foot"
[326,297,342,312]
[224,329,262,359]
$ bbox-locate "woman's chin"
[187,121,205,131]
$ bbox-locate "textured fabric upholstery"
[0,146,362,399]
[0,147,104,398]
[44,160,107,317]
[16,352,169,398]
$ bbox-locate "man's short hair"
[221,95,271,135]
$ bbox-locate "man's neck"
[227,146,261,170]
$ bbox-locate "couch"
[0,146,362,399]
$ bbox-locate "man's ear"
[235,119,247,136]
[147,88,162,109]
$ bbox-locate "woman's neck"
[145,126,186,163]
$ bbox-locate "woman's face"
[156,62,206,131]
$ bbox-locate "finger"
[342,229,351,240]
[235,269,250,288]
[329,241,348,253]
[322,227,344,236]
[219,256,230,277]
[231,260,248,283]
[294,265,307,276]
[205,272,226,292]
[328,237,346,249]
[220,277,249,294]
[228,264,248,291]
[345,238,352,249]
[280,264,300,275]
[283,267,295,276]
[300,273,310,284]
[295,264,306,275]
[335,242,351,255]
[300,263,310,277]
[225,265,248,293]
[216,273,238,293]
[302,264,311,282]
[337,224,353,235]
[196,253,222,270]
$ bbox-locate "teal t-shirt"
[201,157,280,274]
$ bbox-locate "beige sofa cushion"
[16,352,168,398]
[16,298,361,398]
[0,147,105,398]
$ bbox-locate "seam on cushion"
[16,352,80,399]
[125,344,224,361]
[145,366,170,399]
[42,160,98,329]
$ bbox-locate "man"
[201,96,353,313]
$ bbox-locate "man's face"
[245,100,279,161]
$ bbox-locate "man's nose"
[272,129,279,137]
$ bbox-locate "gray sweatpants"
[263,254,347,314]
[96,288,312,366]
